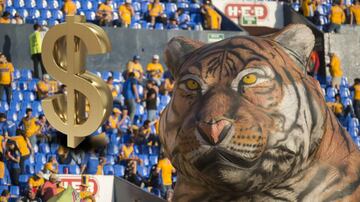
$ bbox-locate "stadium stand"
[3,0,206,30]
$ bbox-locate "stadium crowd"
[294,0,360,32]
[0,51,177,201]
[0,0,222,31]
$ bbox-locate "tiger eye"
[242,74,257,85]
[185,79,200,90]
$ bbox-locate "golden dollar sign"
[41,15,113,148]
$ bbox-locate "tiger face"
[160,25,327,193]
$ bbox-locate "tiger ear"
[271,24,315,70]
[164,36,204,78]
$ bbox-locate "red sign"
[59,177,99,196]
[224,3,268,20]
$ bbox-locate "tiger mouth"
[193,146,259,171]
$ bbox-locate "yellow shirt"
[350,5,360,25]
[22,117,40,138]
[0,63,14,85]
[146,63,164,79]
[63,1,77,15]
[148,3,163,17]
[28,177,45,188]
[0,17,10,24]
[80,191,93,202]
[108,84,118,98]
[119,4,132,25]
[45,162,58,173]
[302,0,315,17]
[354,84,360,100]
[205,6,221,29]
[0,196,8,202]
[0,135,3,154]
[98,3,112,12]
[331,5,345,24]
[37,81,49,92]
[108,115,119,129]
[330,55,343,77]
[121,145,134,159]
[157,159,174,186]
[96,165,103,175]
[0,161,4,179]
[127,61,143,79]
[333,102,343,114]
[12,136,30,157]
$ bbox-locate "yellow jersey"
[302,0,315,17]
[98,3,112,12]
[12,136,30,157]
[330,55,343,77]
[22,117,40,138]
[330,5,345,24]
[157,158,174,186]
[0,161,4,179]
[108,115,119,129]
[121,145,134,159]
[127,61,143,79]
[0,135,3,154]
[205,6,221,29]
[351,5,360,25]
[63,1,77,15]
[354,84,360,100]
[37,80,49,93]
[0,62,14,85]
[107,84,118,98]
[148,3,163,17]
[146,63,164,79]
[0,17,10,24]
[28,177,45,188]
[79,191,94,202]
[96,165,103,175]
[119,4,132,25]
[45,162,58,173]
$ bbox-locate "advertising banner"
[213,0,284,28]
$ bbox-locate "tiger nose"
[197,119,232,144]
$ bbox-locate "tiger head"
[160,25,330,193]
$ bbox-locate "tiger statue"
[159,24,360,201]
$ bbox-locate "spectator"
[106,76,118,99]
[0,113,7,138]
[156,153,176,200]
[17,189,42,202]
[28,172,45,193]
[200,0,222,30]
[62,0,77,15]
[44,156,58,174]
[36,74,51,99]
[123,72,140,123]
[146,55,164,85]
[11,13,24,24]
[329,52,343,89]
[96,0,114,26]
[302,0,315,21]
[328,1,345,33]
[96,157,106,175]
[138,120,159,146]
[79,176,95,202]
[144,80,158,122]
[6,140,21,186]
[351,78,360,119]
[0,11,10,24]
[40,174,58,201]
[0,53,13,105]
[19,108,40,148]
[29,23,46,79]
[80,149,99,175]
[126,55,144,80]
[147,0,164,26]
[167,17,179,30]
[106,108,123,133]
[327,94,344,118]
[146,164,161,193]
[308,50,320,77]
[9,129,32,174]
[0,0,4,16]
[123,159,144,187]
[118,0,134,28]
[0,190,10,202]
[36,114,51,143]
[350,0,360,25]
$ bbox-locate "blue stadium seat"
[69,165,80,174]
[23,91,35,102]
[10,186,20,196]
[39,143,50,154]
[40,9,52,19]
[35,163,44,173]
[58,164,66,174]
[12,91,23,102]
[106,155,115,165]
[31,101,42,113]
[107,143,119,155]
[133,2,141,12]
[24,0,36,8]
[50,143,59,154]
[137,165,149,178]
[155,23,164,30]
[165,3,177,15]
[0,102,9,113]
[6,110,18,122]
[159,94,171,106]
[25,164,35,175]
[349,118,359,131]
[14,0,25,8]
[19,175,30,187]
[48,19,59,27]
[139,154,149,166]
[17,8,29,18]
[189,3,200,13]
[51,10,63,20]
[35,153,46,164]
[133,145,140,154]
[112,71,123,83]
[149,155,158,166]
[101,71,112,81]
[20,69,32,80]
[9,102,20,112]
[151,146,160,155]
[103,165,114,175]
[81,0,93,10]
[342,98,353,108]
[114,165,125,177]
[340,77,349,87]
[0,186,8,193]
[85,11,96,21]
[177,2,189,10]
[28,8,41,19]
[35,0,47,9]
